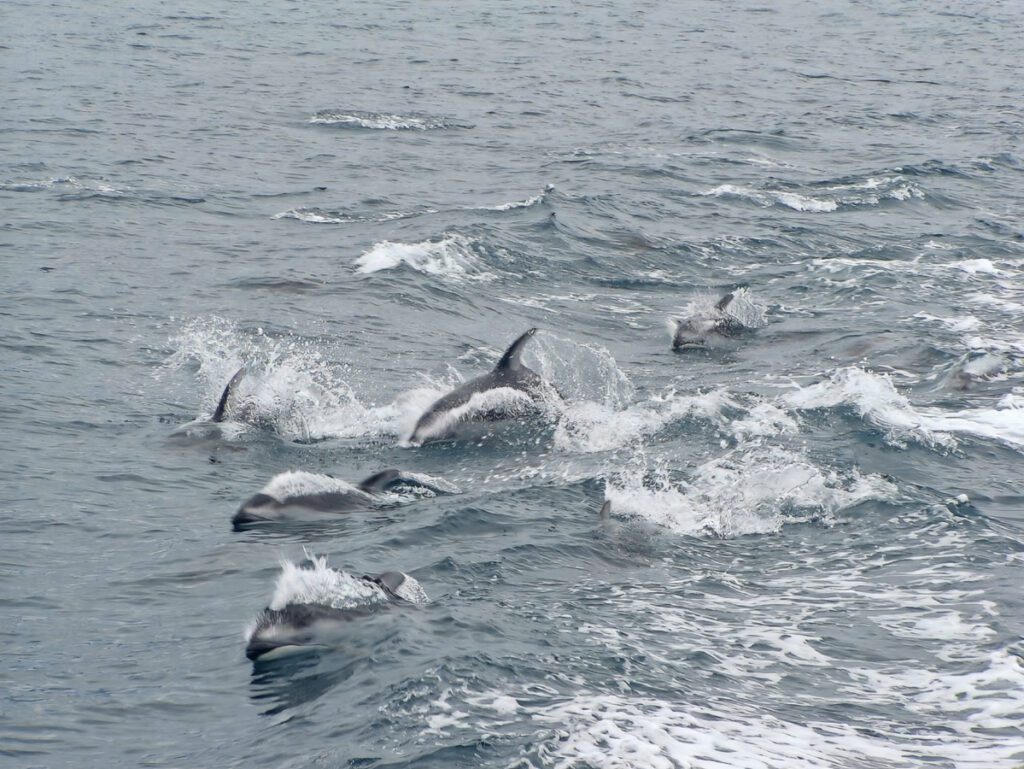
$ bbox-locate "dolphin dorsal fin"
[357,469,402,493]
[212,367,246,423]
[495,328,538,371]
[715,292,735,312]
[599,500,611,521]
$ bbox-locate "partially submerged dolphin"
[212,367,246,422]
[170,367,246,439]
[245,571,424,661]
[232,469,458,529]
[672,293,747,351]
[408,328,552,445]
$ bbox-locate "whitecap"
[782,367,957,449]
[354,234,493,281]
[308,109,468,130]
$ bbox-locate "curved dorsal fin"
[212,367,246,423]
[357,469,402,493]
[715,292,735,312]
[599,500,611,521]
[495,328,538,371]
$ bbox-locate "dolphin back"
[358,469,460,495]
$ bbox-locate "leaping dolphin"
[232,469,458,529]
[407,328,552,445]
[245,570,424,661]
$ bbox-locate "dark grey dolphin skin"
[672,293,745,351]
[599,500,612,521]
[245,571,415,661]
[212,367,246,422]
[232,469,448,529]
[409,328,546,445]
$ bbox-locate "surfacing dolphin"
[408,328,554,446]
[170,367,246,439]
[232,469,458,529]
[672,293,746,351]
[245,571,424,661]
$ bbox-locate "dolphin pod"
[192,321,771,662]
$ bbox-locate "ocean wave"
[272,207,434,224]
[522,680,1022,769]
[919,394,1024,452]
[698,174,923,212]
[0,175,122,194]
[474,184,553,211]
[354,234,495,281]
[783,367,957,449]
[309,109,471,130]
[700,183,838,212]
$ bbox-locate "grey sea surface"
[3,0,1024,767]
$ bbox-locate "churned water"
[3,1,1024,767]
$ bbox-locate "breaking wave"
[308,110,471,130]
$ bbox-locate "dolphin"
[245,571,423,661]
[169,367,246,440]
[232,469,458,529]
[946,352,1006,391]
[672,293,747,351]
[408,329,552,445]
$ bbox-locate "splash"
[604,445,896,537]
[267,553,429,613]
[257,471,365,503]
[164,317,398,442]
[268,554,391,612]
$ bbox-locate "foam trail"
[604,446,896,537]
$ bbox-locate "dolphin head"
[672,316,718,350]
[232,493,283,529]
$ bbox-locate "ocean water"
[3,0,1024,766]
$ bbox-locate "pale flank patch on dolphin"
[232,468,458,529]
[407,328,551,446]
